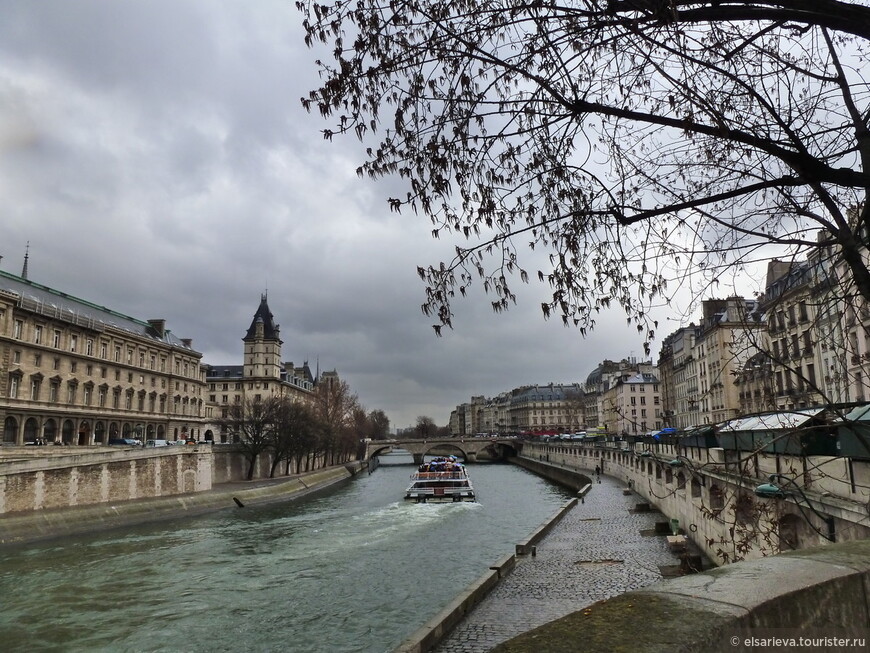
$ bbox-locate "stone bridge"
[364,437,521,465]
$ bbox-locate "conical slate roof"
[244,294,280,341]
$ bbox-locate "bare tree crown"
[299,1,870,349]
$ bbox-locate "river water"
[0,452,576,653]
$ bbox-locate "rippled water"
[0,453,575,653]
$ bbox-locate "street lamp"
[754,474,836,542]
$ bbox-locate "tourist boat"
[404,456,475,503]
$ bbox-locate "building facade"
[450,383,584,436]
[696,297,764,424]
[508,384,584,433]
[584,359,657,430]
[657,328,701,429]
[659,297,764,428]
[1,270,208,445]
[205,294,317,442]
[600,372,662,435]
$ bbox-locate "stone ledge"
[393,567,502,653]
[490,553,517,578]
[516,498,577,555]
[491,539,870,653]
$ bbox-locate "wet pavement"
[434,473,679,653]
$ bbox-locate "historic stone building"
[508,383,585,433]
[657,326,702,429]
[584,358,657,430]
[600,371,662,435]
[205,294,318,442]
[659,297,764,428]
[695,297,764,423]
[0,269,208,445]
[451,383,585,435]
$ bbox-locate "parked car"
[108,438,138,446]
[145,439,170,447]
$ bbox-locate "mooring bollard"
[531,546,537,557]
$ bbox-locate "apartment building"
[600,372,662,435]
[508,384,584,433]
[475,393,511,434]
[584,359,657,430]
[0,270,208,445]
[697,297,764,423]
[658,327,701,429]
[450,383,584,435]
[755,261,829,411]
[659,297,764,427]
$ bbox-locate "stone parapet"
[491,539,870,652]
[0,463,360,546]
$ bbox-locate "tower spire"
[21,242,29,280]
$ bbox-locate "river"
[0,452,576,653]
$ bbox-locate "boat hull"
[404,478,475,502]
[405,456,475,502]
[403,490,475,503]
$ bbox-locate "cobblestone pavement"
[434,473,678,653]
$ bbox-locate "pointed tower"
[243,294,283,380]
[21,242,29,280]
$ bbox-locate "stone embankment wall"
[0,446,212,514]
[520,442,870,565]
[510,456,591,493]
[0,464,361,546]
[0,444,350,518]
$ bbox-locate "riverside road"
[435,473,679,653]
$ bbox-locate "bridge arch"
[364,437,520,465]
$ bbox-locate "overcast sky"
[0,1,763,430]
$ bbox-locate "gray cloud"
[0,0,666,429]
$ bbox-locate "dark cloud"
[0,0,661,429]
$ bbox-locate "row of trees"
[217,380,391,479]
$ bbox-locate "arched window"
[691,476,702,499]
[4,416,19,443]
[62,420,76,444]
[43,419,57,443]
[24,417,40,443]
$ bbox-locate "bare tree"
[367,409,391,440]
[216,396,282,480]
[563,389,586,432]
[312,378,360,465]
[299,1,870,349]
[270,398,319,477]
[415,415,437,438]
